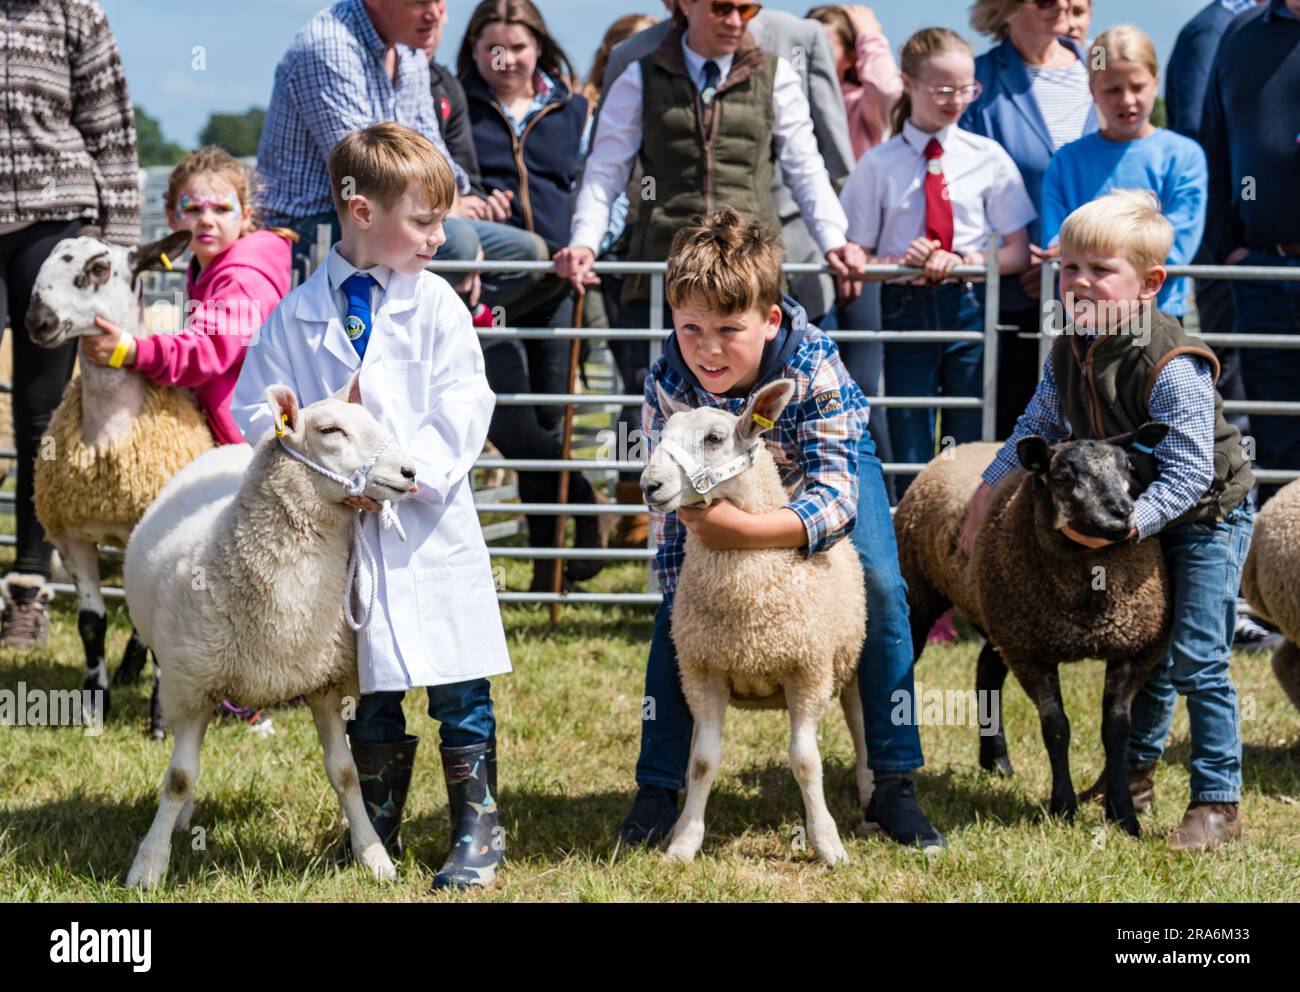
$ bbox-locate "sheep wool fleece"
[1241,478,1300,711]
[35,376,213,541]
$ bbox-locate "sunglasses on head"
[709,1,762,22]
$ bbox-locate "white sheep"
[1242,478,1300,714]
[25,231,213,734]
[641,378,870,865]
[122,379,417,889]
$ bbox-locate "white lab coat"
[230,259,512,693]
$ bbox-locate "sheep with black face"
[894,426,1173,836]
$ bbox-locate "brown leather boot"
[612,480,649,548]
[1077,764,1156,812]
[1169,802,1241,851]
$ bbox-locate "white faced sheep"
[25,231,213,735]
[122,379,417,889]
[895,427,1173,836]
[1242,478,1300,714]
[641,379,870,865]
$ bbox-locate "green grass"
[1,549,1298,903]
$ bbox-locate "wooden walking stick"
[550,293,585,624]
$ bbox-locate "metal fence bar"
[492,392,987,408]
[981,233,1001,441]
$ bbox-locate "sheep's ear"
[265,384,301,438]
[129,230,192,278]
[332,369,362,405]
[1017,436,1053,474]
[1110,421,1171,455]
[737,378,796,442]
[655,381,692,420]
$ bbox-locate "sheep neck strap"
[658,436,760,506]
[270,412,407,632]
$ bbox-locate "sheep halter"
[657,436,760,506]
[270,406,407,632]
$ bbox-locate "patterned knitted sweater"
[0,0,139,244]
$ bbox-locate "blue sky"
[100,0,1218,148]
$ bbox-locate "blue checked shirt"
[645,326,870,600]
[256,0,468,225]
[982,341,1218,539]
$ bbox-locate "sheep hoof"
[357,842,397,881]
[125,855,167,890]
[663,843,698,863]
[1108,811,1142,838]
[814,841,851,866]
[979,753,1015,778]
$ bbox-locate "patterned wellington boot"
[433,739,504,890]
[332,736,418,863]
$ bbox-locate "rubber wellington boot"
[433,739,504,889]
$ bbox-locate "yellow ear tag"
[159,252,174,271]
[275,412,287,438]
[752,412,775,430]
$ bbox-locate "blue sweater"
[1040,129,1208,317]
[1202,0,1300,262]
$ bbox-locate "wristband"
[108,330,135,369]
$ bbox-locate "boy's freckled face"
[353,184,448,275]
[1059,248,1161,332]
[672,296,781,395]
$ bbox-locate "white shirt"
[570,35,849,255]
[840,120,1037,259]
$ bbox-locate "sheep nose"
[642,479,662,499]
[1103,494,1133,518]
[25,296,59,341]
[400,465,415,481]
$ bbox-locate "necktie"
[701,59,721,105]
[341,272,377,360]
[923,137,954,253]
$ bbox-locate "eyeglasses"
[918,81,984,104]
[709,1,762,22]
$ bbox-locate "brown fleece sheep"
[895,427,1173,836]
[1241,478,1300,713]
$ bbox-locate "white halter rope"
[657,436,760,506]
[269,404,408,631]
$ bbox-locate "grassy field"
[1,547,1298,904]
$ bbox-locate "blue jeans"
[1230,251,1300,503]
[348,679,496,748]
[633,430,923,789]
[838,284,897,505]
[1127,499,1254,803]
[881,282,984,498]
[286,211,546,312]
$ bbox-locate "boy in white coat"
[231,123,511,890]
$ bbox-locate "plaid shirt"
[645,323,870,600]
[983,343,1217,539]
[256,0,468,226]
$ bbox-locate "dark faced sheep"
[894,425,1173,836]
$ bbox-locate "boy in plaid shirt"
[620,209,946,851]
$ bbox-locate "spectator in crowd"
[1040,25,1207,322]
[841,27,1033,501]
[1165,0,1265,444]
[1065,0,1092,44]
[806,3,902,502]
[1202,0,1300,504]
[458,0,607,588]
[0,0,138,646]
[806,5,902,160]
[256,0,542,308]
[960,0,1098,440]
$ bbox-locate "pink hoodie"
[843,30,904,161]
[133,229,293,445]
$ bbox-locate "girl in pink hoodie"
[807,5,903,160]
[84,146,294,446]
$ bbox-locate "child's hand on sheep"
[960,482,993,557]
[676,500,807,551]
[343,494,384,513]
[83,316,137,367]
